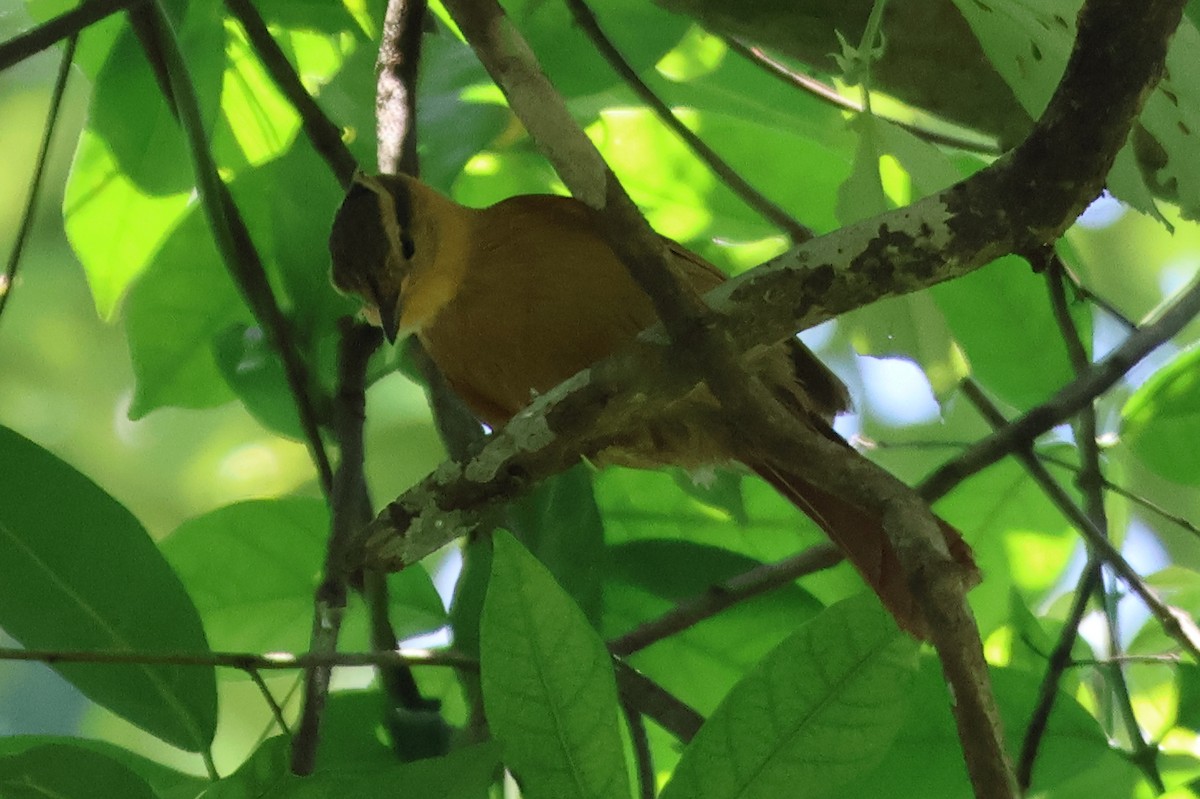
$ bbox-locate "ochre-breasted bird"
[329,172,978,638]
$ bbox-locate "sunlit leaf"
[1122,346,1200,485]
[932,255,1090,410]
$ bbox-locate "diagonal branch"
[0,0,140,70]
[132,1,335,495]
[922,271,1200,501]
[565,0,813,241]
[222,0,357,187]
[0,35,76,329]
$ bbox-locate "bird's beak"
[379,289,402,344]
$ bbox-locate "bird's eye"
[401,234,416,259]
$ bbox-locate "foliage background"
[1,0,1200,796]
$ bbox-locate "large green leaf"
[839,661,1114,797]
[65,3,227,317]
[1121,345,1200,485]
[658,593,918,799]
[124,206,245,417]
[950,0,1200,221]
[932,254,1090,410]
[0,744,159,799]
[160,498,446,658]
[0,736,206,799]
[504,0,686,97]
[200,735,501,798]
[0,426,216,751]
[480,532,631,799]
[603,540,823,714]
[507,465,606,625]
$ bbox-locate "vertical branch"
[0,35,76,329]
[1043,257,1163,790]
[291,321,382,774]
[377,0,427,176]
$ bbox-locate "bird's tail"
[751,460,978,639]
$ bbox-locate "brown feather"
[329,174,979,638]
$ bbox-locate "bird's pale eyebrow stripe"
[355,174,408,271]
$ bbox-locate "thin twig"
[612,659,704,742]
[366,0,452,747]
[1039,454,1200,538]
[1045,255,1162,790]
[0,644,475,670]
[957,380,1199,663]
[0,35,76,329]
[222,0,358,187]
[0,0,138,70]
[1016,561,1103,790]
[608,544,841,656]
[133,1,335,496]
[621,702,656,799]
[246,668,291,736]
[723,37,1001,154]
[565,0,812,241]
[922,272,1200,502]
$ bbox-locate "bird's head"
[329,173,424,343]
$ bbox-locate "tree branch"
[0,644,474,670]
[608,544,841,656]
[0,34,75,329]
[0,0,139,71]
[291,320,380,774]
[922,270,1200,501]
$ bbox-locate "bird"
[328,171,978,638]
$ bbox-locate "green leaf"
[604,540,823,713]
[480,532,632,799]
[201,736,501,798]
[161,498,446,657]
[0,737,206,799]
[0,427,215,751]
[419,19,512,190]
[124,206,245,417]
[64,131,193,320]
[595,467,819,563]
[212,323,305,439]
[507,465,606,625]
[0,744,159,799]
[1121,345,1200,485]
[658,593,919,799]
[839,660,1112,796]
[933,458,1075,637]
[504,0,686,97]
[951,0,1200,221]
[65,3,227,317]
[932,255,1089,410]
[948,0,1075,121]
